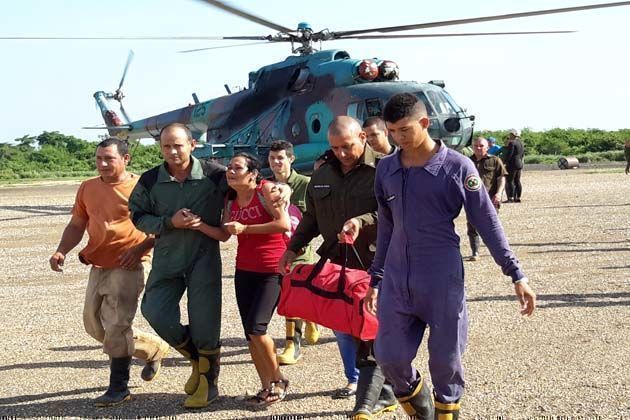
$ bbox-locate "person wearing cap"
[487,137,502,156]
[503,129,525,203]
[365,94,535,420]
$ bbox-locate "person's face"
[160,127,195,167]
[95,144,129,180]
[364,124,390,153]
[226,156,257,188]
[328,130,366,171]
[268,149,294,177]
[386,114,429,150]
[473,139,489,159]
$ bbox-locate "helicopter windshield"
[425,90,457,115]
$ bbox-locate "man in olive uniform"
[624,140,630,175]
[467,137,507,261]
[268,140,320,366]
[129,123,227,409]
[279,116,397,419]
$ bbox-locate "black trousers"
[506,169,522,200]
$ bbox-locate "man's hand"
[118,247,143,270]
[223,221,246,235]
[492,193,502,207]
[338,218,361,243]
[271,183,292,209]
[365,287,378,316]
[514,281,536,316]
[278,250,297,275]
[171,208,201,229]
[49,252,65,272]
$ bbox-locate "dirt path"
[0,169,628,418]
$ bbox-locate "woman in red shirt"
[223,152,291,407]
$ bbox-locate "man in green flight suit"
[129,123,228,409]
[267,140,320,366]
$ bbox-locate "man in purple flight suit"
[365,93,536,420]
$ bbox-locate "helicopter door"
[305,101,334,144]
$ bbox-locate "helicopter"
[9,1,630,171]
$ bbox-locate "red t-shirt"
[229,187,287,273]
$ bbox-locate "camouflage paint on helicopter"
[96,49,474,171]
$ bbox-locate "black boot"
[94,356,132,407]
[435,399,461,420]
[371,382,398,416]
[184,346,220,409]
[351,365,388,419]
[397,374,434,420]
[468,234,480,261]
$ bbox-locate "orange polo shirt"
[73,174,149,268]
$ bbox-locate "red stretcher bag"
[277,244,378,340]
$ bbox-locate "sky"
[1,0,629,143]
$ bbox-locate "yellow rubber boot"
[184,347,220,409]
[304,321,320,345]
[277,319,302,365]
[435,400,461,420]
[175,337,200,395]
[398,374,434,420]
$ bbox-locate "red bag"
[277,245,378,340]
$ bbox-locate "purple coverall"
[369,142,525,403]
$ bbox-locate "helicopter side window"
[365,98,382,117]
[413,92,436,117]
[426,90,456,115]
[442,91,463,113]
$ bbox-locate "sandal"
[245,388,271,408]
[332,386,356,399]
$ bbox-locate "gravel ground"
[0,168,629,419]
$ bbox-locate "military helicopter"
[9,1,630,171]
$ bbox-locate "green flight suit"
[288,146,381,269]
[275,169,314,265]
[129,157,227,351]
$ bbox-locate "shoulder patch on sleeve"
[464,173,482,192]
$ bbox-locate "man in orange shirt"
[49,138,169,407]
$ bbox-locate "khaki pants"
[83,264,168,360]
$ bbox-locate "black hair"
[97,137,129,156]
[383,93,427,123]
[362,116,386,131]
[269,140,295,158]
[159,123,193,143]
[226,152,264,200]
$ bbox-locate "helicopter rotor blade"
[194,0,294,34]
[117,50,134,92]
[119,102,131,124]
[345,30,577,40]
[178,41,281,54]
[0,35,270,40]
[332,1,630,37]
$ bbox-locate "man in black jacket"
[503,128,524,203]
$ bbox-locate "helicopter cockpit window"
[365,98,382,117]
[442,91,463,113]
[413,92,436,116]
[426,90,456,115]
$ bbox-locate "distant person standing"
[267,140,320,366]
[49,138,169,407]
[467,137,507,261]
[504,128,524,203]
[363,116,395,155]
[624,140,630,175]
[487,137,501,156]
